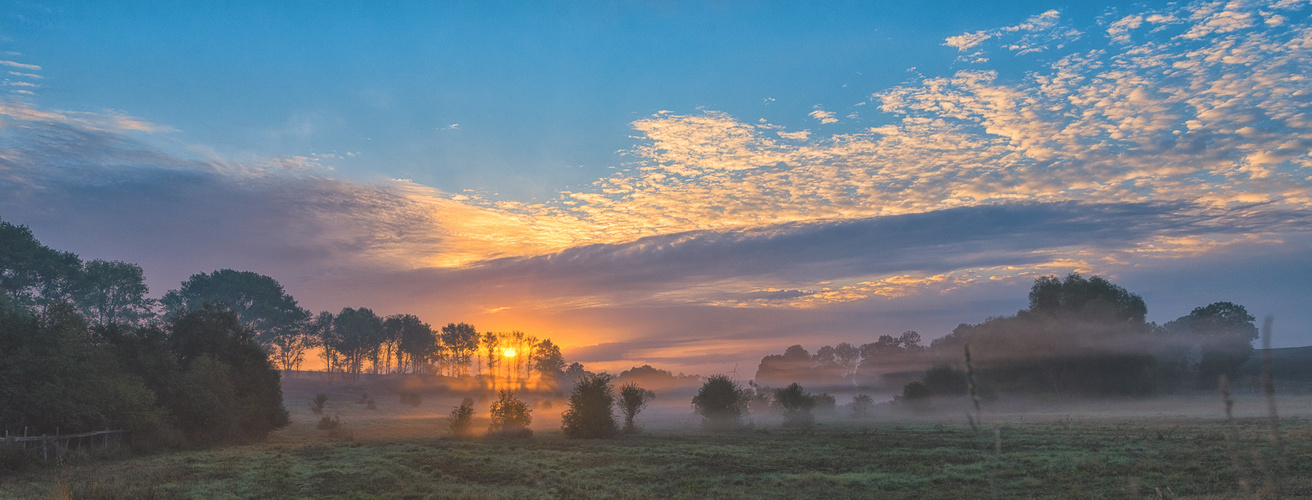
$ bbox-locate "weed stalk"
[1219,374,1251,495]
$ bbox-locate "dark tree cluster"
[754,331,925,390]
[750,273,1264,411]
[1,218,288,450]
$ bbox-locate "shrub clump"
[691,375,751,430]
[773,382,816,428]
[488,390,532,438]
[400,392,422,407]
[561,374,619,439]
[447,397,476,438]
[850,394,874,417]
[316,414,341,431]
[618,382,653,434]
[311,393,328,415]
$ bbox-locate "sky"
[1,0,1310,375]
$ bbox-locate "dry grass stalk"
[1259,315,1284,496]
[1219,374,1251,495]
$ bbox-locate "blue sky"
[2,0,1309,374]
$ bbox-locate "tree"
[447,397,476,438]
[488,390,532,437]
[561,373,619,439]
[166,306,290,444]
[74,259,156,327]
[268,321,318,373]
[440,323,480,376]
[312,311,340,373]
[850,394,874,417]
[618,382,653,434]
[691,375,751,429]
[0,303,162,437]
[388,314,437,374]
[754,345,813,386]
[773,382,816,428]
[161,269,310,349]
[0,218,82,310]
[329,307,385,378]
[533,339,566,383]
[1027,273,1147,323]
[482,331,500,389]
[1165,302,1259,388]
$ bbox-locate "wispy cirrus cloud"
[944,9,1081,62]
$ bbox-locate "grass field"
[3,374,1311,499]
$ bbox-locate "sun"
[502,347,517,358]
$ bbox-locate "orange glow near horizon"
[502,347,517,358]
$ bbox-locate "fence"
[3,428,129,461]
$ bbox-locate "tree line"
[0,218,579,460]
[753,273,1263,402]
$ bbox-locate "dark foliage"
[561,374,619,439]
[448,397,476,437]
[773,383,816,428]
[1164,302,1259,388]
[692,375,751,429]
[850,394,874,417]
[488,390,532,437]
[618,382,653,434]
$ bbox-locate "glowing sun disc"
[502,347,517,358]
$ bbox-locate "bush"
[850,394,874,417]
[400,392,422,407]
[618,382,653,434]
[316,414,350,439]
[312,393,328,414]
[773,382,816,428]
[561,374,619,439]
[488,390,532,437]
[365,398,377,410]
[316,414,341,431]
[447,397,475,437]
[692,375,751,430]
[0,442,36,473]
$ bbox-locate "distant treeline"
[755,273,1261,401]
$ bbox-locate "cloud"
[808,108,838,124]
[945,9,1081,61]
[0,60,40,71]
[5,0,1312,372]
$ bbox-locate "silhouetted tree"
[561,374,619,438]
[166,306,290,444]
[1,219,84,312]
[388,314,437,374]
[74,259,155,327]
[448,397,476,438]
[441,323,479,376]
[754,345,813,386]
[692,375,751,429]
[330,307,385,378]
[850,394,874,417]
[161,269,311,351]
[1165,302,1259,388]
[488,390,532,437]
[774,382,816,428]
[533,339,566,382]
[618,382,653,434]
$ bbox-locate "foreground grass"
[3,417,1311,499]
